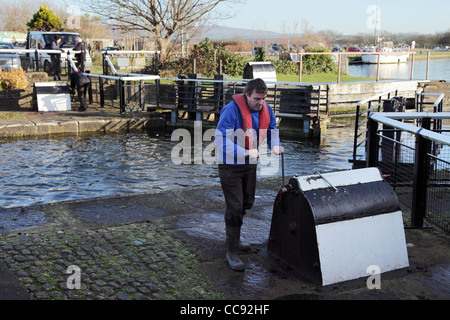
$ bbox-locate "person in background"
[214,78,284,271]
[45,35,64,80]
[69,71,90,112]
[73,37,86,73]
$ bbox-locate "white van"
[25,31,92,74]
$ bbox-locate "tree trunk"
[157,37,171,61]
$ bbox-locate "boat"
[361,49,410,64]
[361,0,411,64]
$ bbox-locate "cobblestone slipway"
[0,222,222,300]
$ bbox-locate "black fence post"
[99,77,104,108]
[213,74,227,111]
[411,117,431,228]
[366,117,379,168]
[88,74,93,105]
[187,73,201,119]
[139,80,145,110]
[156,79,160,109]
[34,50,39,71]
[119,79,126,113]
[176,74,187,109]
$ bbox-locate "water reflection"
[348,58,450,81]
[0,119,355,208]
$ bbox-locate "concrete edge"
[0,116,166,138]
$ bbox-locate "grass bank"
[413,49,450,61]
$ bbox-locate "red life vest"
[232,94,270,150]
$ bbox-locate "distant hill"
[199,25,284,41]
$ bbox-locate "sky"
[220,0,450,35]
[56,0,449,36]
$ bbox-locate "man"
[45,35,64,80]
[215,78,284,271]
[73,37,86,73]
[69,71,90,111]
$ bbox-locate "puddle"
[205,189,278,207]
[421,263,450,299]
[215,262,272,298]
[175,212,271,245]
[0,207,47,233]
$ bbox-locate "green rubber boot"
[226,226,245,271]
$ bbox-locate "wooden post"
[376,53,380,82]
[410,53,415,80]
[298,53,303,83]
[337,53,341,84]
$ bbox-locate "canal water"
[0,118,356,208]
[347,58,450,81]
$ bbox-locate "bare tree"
[78,0,240,60]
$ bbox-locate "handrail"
[352,89,447,164]
[356,89,399,107]
[67,55,78,72]
[102,55,159,80]
[102,50,160,55]
[367,110,450,231]
[380,112,450,120]
[369,112,450,145]
[0,49,81,54]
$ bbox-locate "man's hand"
[271,145,285,156]
[244,148,259,159]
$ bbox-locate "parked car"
[24,31,92,74]
[0,42,21,71]
[332,46,343,52]
[347,46,364,52]
[271,44,284,53]
[99,46,121,52]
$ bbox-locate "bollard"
[267,167,409,286]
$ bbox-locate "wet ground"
[0,177,449,302]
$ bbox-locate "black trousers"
[218,164,257,228]
[51,56,61,80]
[77,83,89,109]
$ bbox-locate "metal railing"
[351,89,399,164]
[366,112,450,232]
[352,88,449,232]
[76,55,330,118]
[0,48,82,72]
[101,50,160,75]
[282,51,417,83]
[68,55,160,113]
[156,76,329,117]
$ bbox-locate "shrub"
[0,68,29,90]
[273,47,338,76]
[152,38,250,78]
[302,47,337,74]
[254,47,266,62]
[273,59,299,75]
